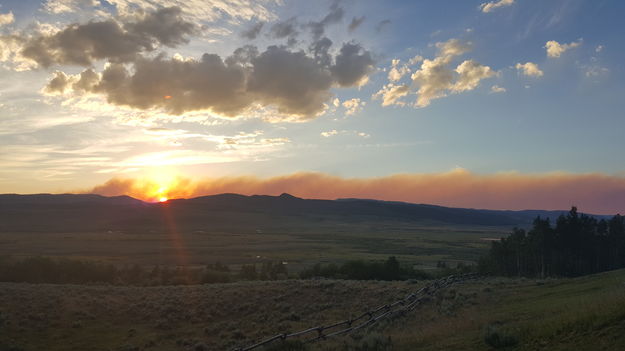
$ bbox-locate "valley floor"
[1,270,624,350]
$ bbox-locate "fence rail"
[233,273,480,351]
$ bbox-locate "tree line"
[479,207,625,278]
[0,257,289,285]
[300,256,436,281]
[0,255,462,285]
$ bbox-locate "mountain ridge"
[0,192,612,234]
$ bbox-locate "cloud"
[451,60,496,92]
[308,0,344,40]
[490,85,506,93]
[95,0,279,23]
[17,7,195,68]
[545,39,582,58]
[342,98,365,115]
[583,65,609,78]
[321,129,338,137]
[408,55,423,66]
[372,83,410,106]
[331,42,374,87]
[42,68,102,95]
[374,43,496,108]
[348,16,365,32]
[42,0,100,14]
[407,39,493,107]
[93,55,250,116]
[246,45,334,116]
[0,11,15,27]
[388,59,410,82]
[43,70,73,94]
[269,17,298,39]
[515,62,544,77]
[480,0,515,13]
[435,38,471,57]
[375,19,390,32]
[88,169,625,214]
[51,41,374,119]
[320,129,369,138]
[240,21,264,40]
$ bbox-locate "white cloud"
[0,11,14,26]
[320,129,369,138]
[545,39,582,58]
[595,45,604,53]
[583,65,609,78]
[43,0,280,23]
[408,55,424,66]
[386,56,423,83]
[388,64,410,82]
[42,0,100,14]
[375,39,494,108]
[410,39,492,107]
[452,60,496,92]
[480,0,515,13]
[435,38,471,57]
[515,62,544,77]
[372,84,410,107]
[321,129,338,137]
[490,85,506,93]
[342,98,365,116]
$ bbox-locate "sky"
[0,0,624,213]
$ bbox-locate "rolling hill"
[0,193,601,234]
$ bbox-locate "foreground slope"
[1,270,624,350]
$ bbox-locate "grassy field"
[0,219,508,272]
[1,270,624,350]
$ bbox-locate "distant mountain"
[0,193,610,233]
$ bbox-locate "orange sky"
[88,169,625,214]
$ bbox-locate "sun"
[137,168,183,202]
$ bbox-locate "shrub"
[484,324,519,348]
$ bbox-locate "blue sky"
[0,0,624,210]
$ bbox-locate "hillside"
[0,193,599,233]
[0,270,623,350]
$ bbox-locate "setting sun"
[99,168,196,202]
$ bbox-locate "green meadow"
[0,219,507,272]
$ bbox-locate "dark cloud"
[225,45,259,66]
[56,41,374,119]
[269,17,298,39]
[72,68,100,92]
[348,16,365,32]
[240,21,265,40]
[308,1,344,40]
[331,42,374,87]
[43,67,101,94]
[124,6,196,47]
[375,19,391,33]
[94,54,249,115]
[248,45,334,116]
[20,6,195,68]
[44,71,72,94]
[309,37,333,66]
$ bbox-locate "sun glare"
[133,168,188,202]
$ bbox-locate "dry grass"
[0,279,419,351]
[2,270,624,351]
